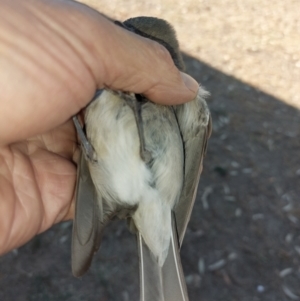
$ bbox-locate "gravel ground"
[1,1,300,301]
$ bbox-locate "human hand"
[0,0,199,255]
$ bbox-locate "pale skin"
[0,0,199,255]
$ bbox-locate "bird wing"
[138,212,189,301]
[174,90,212,246]
[72,109,135,277]
[71,150,104,277]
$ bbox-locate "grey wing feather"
[138,233,164,301]
[174,90,212,246]
[138,213,189,301]
[72,151,103,277]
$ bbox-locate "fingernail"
[180,72,199,96]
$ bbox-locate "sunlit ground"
[79,0,300,109]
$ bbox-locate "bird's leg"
[73,115,97,162]
[120,93,153,164]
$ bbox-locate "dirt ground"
[1,1,300,301]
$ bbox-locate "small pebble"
[228,252,237,261]
[242,168,253,174]
[185,274,201,287]
[198,258,205,275]
[220,134,228,140]
[231,161,240,168]
[122,291,129,301]
[285,233,293,243]
[288,215,298,224]
[235,208,242,217]
[282,285,300,300]
[60,235,68,244]
[201,186,213,210]
[252,213,264,220]
[208,259,226,271]
[294,246,300,256]
[223,184,230,195]
[282,193,292,202]
[283,203,293,212]
[279,268,293,278]
[194,229,204,237]
[219,116,230,125]
[224,196,236,202]
[227,84,235,91]
[257,285,265,293]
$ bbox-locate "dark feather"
[138,213,189,301]
[175,115,212,245]
[71,151,103,277]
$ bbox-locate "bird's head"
[119,16,185,71]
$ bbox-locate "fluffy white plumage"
[85,90,184,265]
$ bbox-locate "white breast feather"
[85,90,183,265]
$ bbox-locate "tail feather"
[137,213,189,301]
[134,199,171,266]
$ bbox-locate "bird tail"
[137,213,189,301]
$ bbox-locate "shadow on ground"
[1,54,300,301]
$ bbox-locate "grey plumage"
[174,91,211,245]
[72,150,102,277]
[72,16,211,301]
[138,213,189,301]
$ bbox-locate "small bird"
[72,16,211,301]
